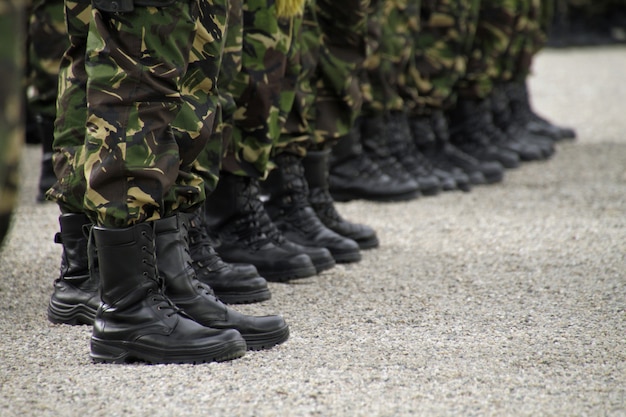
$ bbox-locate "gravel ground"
[1,46,625,417]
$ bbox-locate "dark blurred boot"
[263,153,361,264]
[448,98,521,169]
[155,215,290,351]
[386,111,448,194]
[90,222,247,364]
[186,209,271,304]
[35,114,57,202]
[303,149,379,250]
[361,115,427,191]
[491,84,555,159]
[47,213,99,325]
[329,124,420,202]
[504,80,576,141]
[426,110,505,185]
[204,171,317,282]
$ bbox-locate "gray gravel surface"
[1,46,625,417]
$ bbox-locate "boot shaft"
[302,149,330,191]
[57,213,91,282]
[93,222,159,308]
[263,153,309,210]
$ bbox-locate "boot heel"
[90,338,131,364]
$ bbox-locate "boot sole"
[331,250,362,264]
[90,338,247,364]
[355,236,379,250]
[214,288,272,305]
[330,189,420,203]
[259,264,317,282]
[48,300,97,325]
[241,324,290,351]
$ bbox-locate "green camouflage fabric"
[408,0,479,112]
[362,0,421,116]
[277,0,369,158]
[193,0,243,192]
[454,0,520,99]
[173,0,227,194]
[26,0,67,119]
[48,0,91,214]
[81,3,208,228]
[0,0,25,248]
[220,0,300,179]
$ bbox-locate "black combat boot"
[48,213,100,325]
[205,171,317,282]
[428,110,505,184]
[409,112,474,191]
[490,84,555,159]
[386,111,448,194]
[254,204,336,274]
[303,149,379,250]
[328,125,420,202]
[35,114,57,203]
[186,209,271,304]
[503,80,576,141]
[90,222,247,364]
[448,98,521,169]
[263,152,361,264]
[360,115,426,191]
[154,215,290,350]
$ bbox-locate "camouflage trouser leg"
[26,0,67,120]
[0,0,25,248]
[48,0,91,214]
[363,0,420,116]
[280,0,367,155]
[505,0,551,82]
[409,0,479,112]
[82,2,203,228]
[173,0,227,194]
[222,0,299,179]
[193,0,243,192]
[457,0,517,99]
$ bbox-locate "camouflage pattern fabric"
[409,0,479,112]
[48,0,91,214]
[81,2,207,228]
[0,0,25,248]
[362,0,421,116]
[220,0,300,179]
[26,0,67,120]
[277,0,369,158]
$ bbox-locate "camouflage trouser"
[192,0,242,193]
[26,0,67,119]
[409,0,479,112]
[49,0,91,214]
[78,1,217,228]
[278,0,368,155]
[362,0,421,116]
[501,0,553,82]
[0,0,25,248]
[220,0,301,179]
[51,0,226,219]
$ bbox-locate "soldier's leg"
[204,1,321,282]
[0,0,25,248]
[27,0,68,202]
